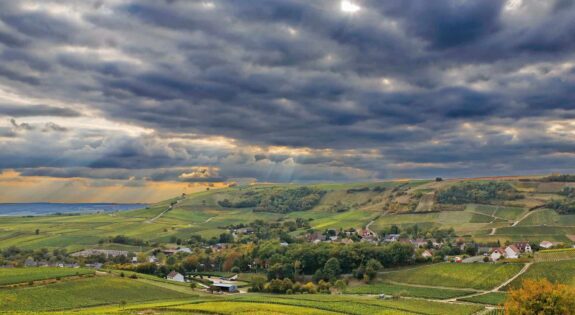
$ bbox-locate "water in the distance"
[0,203,146,216]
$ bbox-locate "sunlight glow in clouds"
[340,0,360,14]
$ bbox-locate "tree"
[334,279,346,293]
[323,257,341,282]
[364,259,383,282]
[250,275,267,292]
[119,300,127,309]
[505,279,575,314]
[35,229,40,235]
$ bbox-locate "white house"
[166,271,185,282]
[504,245,520,259]
[421,250,433,258]
[177,247,192,254]
[149,256,159,263]
[540,241,554,249]
[490,248,504,261]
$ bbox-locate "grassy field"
[380,263,525,290]
[0,267,94,286]
[458,292,507,305]
[0,275,193,311]
[506,260,575,290]
[343,281,475,299]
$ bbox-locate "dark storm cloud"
[0,104,80,117]
[0,0,574,182]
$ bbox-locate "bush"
[437,182,522,204]
[505,279,575,314]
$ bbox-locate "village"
[7,224,572,296]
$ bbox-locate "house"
[477,246,492,255]
[490,248,504,261]
[515,242,532,253]
[177,247,192,254]
[504,245,521,259]
[149,256,159,263]
[24,258,37,267]
[411,239,428,248]
[383,234,400,242]
[453,256,463,263]
[86,262,103,269]
[340,238,354,245]
[131,256,138,263]
[421,250,433,258]
[212,283,237,292]
[307,232,324,243]
[162,249,178,256]
[166,271,185,282]
[280,242,289,247]
[70,249,129,258]
[540,241,554,249]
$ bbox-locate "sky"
[0,0,574,202]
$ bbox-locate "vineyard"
[506,260,575,289]
[380,263,524,290]
[0,276,191,312]
[535,248,575,262]
[344,281,475,299]
[458,292,507,305]
[0,267,94,286]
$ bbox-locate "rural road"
[489,228,497,236]
[512,209,541,227]
[492,262,532,291]
[365,220,375,235]
[146,198,183,223]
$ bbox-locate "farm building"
[213,283,237,292]
[166,271,185,282]
[540,241,554,249]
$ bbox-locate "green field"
[0,276,192,311]
[381,263,525,290]
[0,267,94,286]
[344,281,475,299]
[458,292,507,305]
[506,260,575,290]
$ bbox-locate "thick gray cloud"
[0,0,574,183]
[0,103,80,117]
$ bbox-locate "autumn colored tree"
[505,279,575,315]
